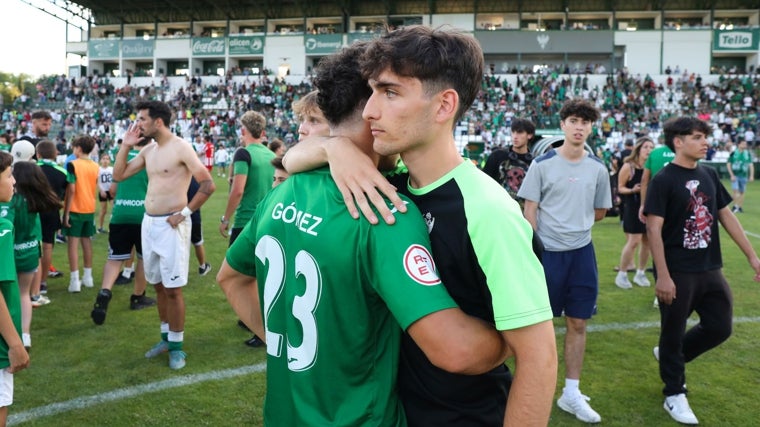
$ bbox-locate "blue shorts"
[542,242,598,319]
[731,176,748,193]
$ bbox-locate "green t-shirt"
[225,168,456,427]
[110,150,147,224]
[0,143,10,153]
[728,149,752,178]
[231,143,276,228]
[0,218,22,370]
[0,196,42,255]
[644,145,676,177]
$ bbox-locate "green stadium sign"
[304,34,343,54]
[88,40,119,59]
[713,29,759,51]
[192,37,226,56]
[228,36,265,55]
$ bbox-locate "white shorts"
[0,369,13,407]
[141,213,190,288]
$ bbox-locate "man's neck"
[511,145,528,155]
[672,154,699,169]
[557,143,587,161]
[243,137,262,147]
[403,136,463,189]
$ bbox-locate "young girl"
[1,161,61,350]
[97,154,114,233]
[0,152,30,426]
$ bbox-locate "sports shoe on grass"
[557,393,602,423]
[130,294,156,310]
[68,279,81,293]
[40,283,48,294]
[664,394,698,424]
[169,350,186,370]
[91,289,113,325]
[633,272,651,287]
[31,295,51,308]
[615,273,633,289]
[48,267,63,278]
[82,276,94,288]
[653,346,659,361]
[145,341,169,358]
[245,336,265,348]
[653,296,660,308]
[198,263,212,276]
[114,274,132,285]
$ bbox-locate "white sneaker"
[31,295,51,307]
[633,272,651,287]
[557,393,602,423]
[615,273,633,289]
[653,296,660,308]
[653,346,659,361]
[664,394,699,424]
[82,276,94,288]
[68,279,81,293]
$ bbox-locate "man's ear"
[435,88,459,124]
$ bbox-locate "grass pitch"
[10,174,760,426]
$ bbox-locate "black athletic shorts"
[39,210,61,244]
[191,220,203,246]
[98,192,113,202]
[108,223,142,260]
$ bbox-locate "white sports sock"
[22,333,31,348]
[123,266,134,277]
[636,269,646,276]
[160,322,170,334]
[168,331,184,343]
[564,378,580,396]
[83,267,93,279]
[70,270,79,281]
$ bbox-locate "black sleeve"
[66,162,76,176]
[232,148,251,165]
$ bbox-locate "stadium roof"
[65,0,760,25]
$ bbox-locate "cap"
[11,140,35,164]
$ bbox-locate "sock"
[123,267,134,278]
[636,269,646,276]
[564,378,580,396]
[160,322,170,342]
[22,333,31,348]
[71,270,80,282]
[616,271,627,279]
[83,267,93,279]
[168,331,184,351]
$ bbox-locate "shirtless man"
[113,101,216,370]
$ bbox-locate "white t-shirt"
[98,166,113,192]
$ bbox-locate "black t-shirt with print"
[644,163,732,273]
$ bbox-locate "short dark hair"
[559,99,600,122]
[511,118,535,136]
[31,110,52,121]
[271,155,285,171]
[360,25,483,124]
[36,140,57,160]
[72,135,96,154]
[662,116,712,152]
[314,41,372,127]
[0,151,11,175]
[135,101,173,127]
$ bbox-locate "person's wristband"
[181,206,192,217]
[220,215,229,225]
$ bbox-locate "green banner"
[713,29,759,51]
[228,36,265,55]
[192,37,226,56]
[304,34,343,54]
[122,39,155,58]
[88,40,119,59]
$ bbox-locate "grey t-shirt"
[518,149,612,251]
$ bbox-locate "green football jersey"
[729,149,752,178]
[110,150,148,225]
[0,217,22,370]
[645,145,675,177]
[0,196,42,263]
[231,143,275,228]
[226,168,456,427]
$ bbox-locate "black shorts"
[108,223,142,260]
[191,220,203,246]
[39,210,61,244]
[99,192,113,202]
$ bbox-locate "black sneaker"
[198,263,212,276]
[91,289,113,325]
[130,294,156,310]
[48,269,63,278]
[114,274,133,285]
[244,335,265,348]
